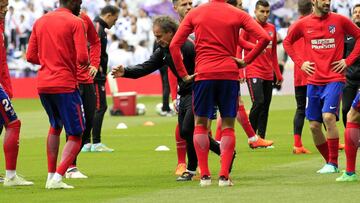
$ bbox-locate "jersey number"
[2,99,12,112]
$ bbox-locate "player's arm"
[112,48,165,79]
[239,14,271,65]
[238,33,255,51]
[168,68,178,101]
[169,13,195,82]
[341,17,360,67]
[83,14,101,77]
[73,19,89,67]
[272,28,283,85]
[0,48,13,98]
[26,24,40,65]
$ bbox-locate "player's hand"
[301,61,315,76]
[88,66,98,78]
[239,78,246,84]
[275,78,283,86]
[111,65,125,78]
[172,99,178,113]
[232,57,247,68]
[182,73,197,83]
[331,59,347,73]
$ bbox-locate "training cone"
[116,123,128,129]
[155,145,170,151]
[144,121,155,126]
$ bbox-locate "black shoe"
[176,172,195,181]
[229,150,236,173]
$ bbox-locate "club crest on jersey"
[252,78,257,83]
[328,25,336,34]
[268,31,273,37]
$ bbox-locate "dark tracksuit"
[92,16,109,144]
[122,40,220,172]
[342,35,360,126]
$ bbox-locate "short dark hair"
[298,0,312,15]
[172,0,179,5]
[153,16,178,34]
[59,0,71,6]
[353,4,360,13]
[227,0,237,7]
[255,0,270,9]
[100,5,120,16]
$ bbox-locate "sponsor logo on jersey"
[311,38,335,49]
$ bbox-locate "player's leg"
[336,103,360,182]
[193,81,215,186]
[174,123,187,176]
[306,84,330,172]
[319,82,344,173]
[47,91,85,189]
[341,83,358,127]
[1,88,33,186]
[247,78,265,137]
[177,95,197,181]
[256,80,273,139]
[293,85,311,154]
[92,81,113,152]
[216,80,238,186]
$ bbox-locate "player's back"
[188,1,250,80]
[30,8,88,93]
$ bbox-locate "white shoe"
[91,143,114,152]
[46,179,74,189]
[316,164,340,174]
[3,175,34,187]
[200,176,211,187]
[65,168,88,179]
[218,176,234,187]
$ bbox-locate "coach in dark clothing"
[342,5,360,127]
[111,16,229,181]
[90,5,119,152]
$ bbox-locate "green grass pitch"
[0,95,358,203]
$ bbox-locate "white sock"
[186,170,196,175]
[47,173,54,181]
[52,173,63,182]
[5,170,16,179]
[248,135,258,142]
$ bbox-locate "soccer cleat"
[316,164,340,174]
[218,176,234,187]
[175,163,186,176]
[249,137,274,149]
[200,175,211,187]
[176,172,195,181]
[336,172,358,182]
[293,146,311,154]
[3,175,34,187]
[338,143,345,150]
[46,179,74,189]
[81,143,92,152]
[65,167,88,179]
[91,143,114,152]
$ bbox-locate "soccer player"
[26,0,89,189]
[341,4,360,127]
[0,0,33,187]
[170,0,271,186]
[216,0,274,149]
[335,3,360,182]
[283,0,360,174]
[241,0,283,140]
[289,0,312,154]
[65,11,101,179]
[112,15,226,182]
[90,5,120,152]
[170,0,193,176]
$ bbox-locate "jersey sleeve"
[283,22,305,68]
[73,19,89,66]
[272,28,282,81]
[26,23,40,65]
[83,14,101,69]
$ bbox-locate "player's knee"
[322,113,336,125]
[347,108,360,123]
[309,121,321,132]
[6,119,21,129]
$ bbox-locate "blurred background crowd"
[4,0,360,78]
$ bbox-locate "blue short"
[39,91,85,136]
[306,82,344,122]
[193,80,239,119]
[0,87,18,126]
[351,91,360,112]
